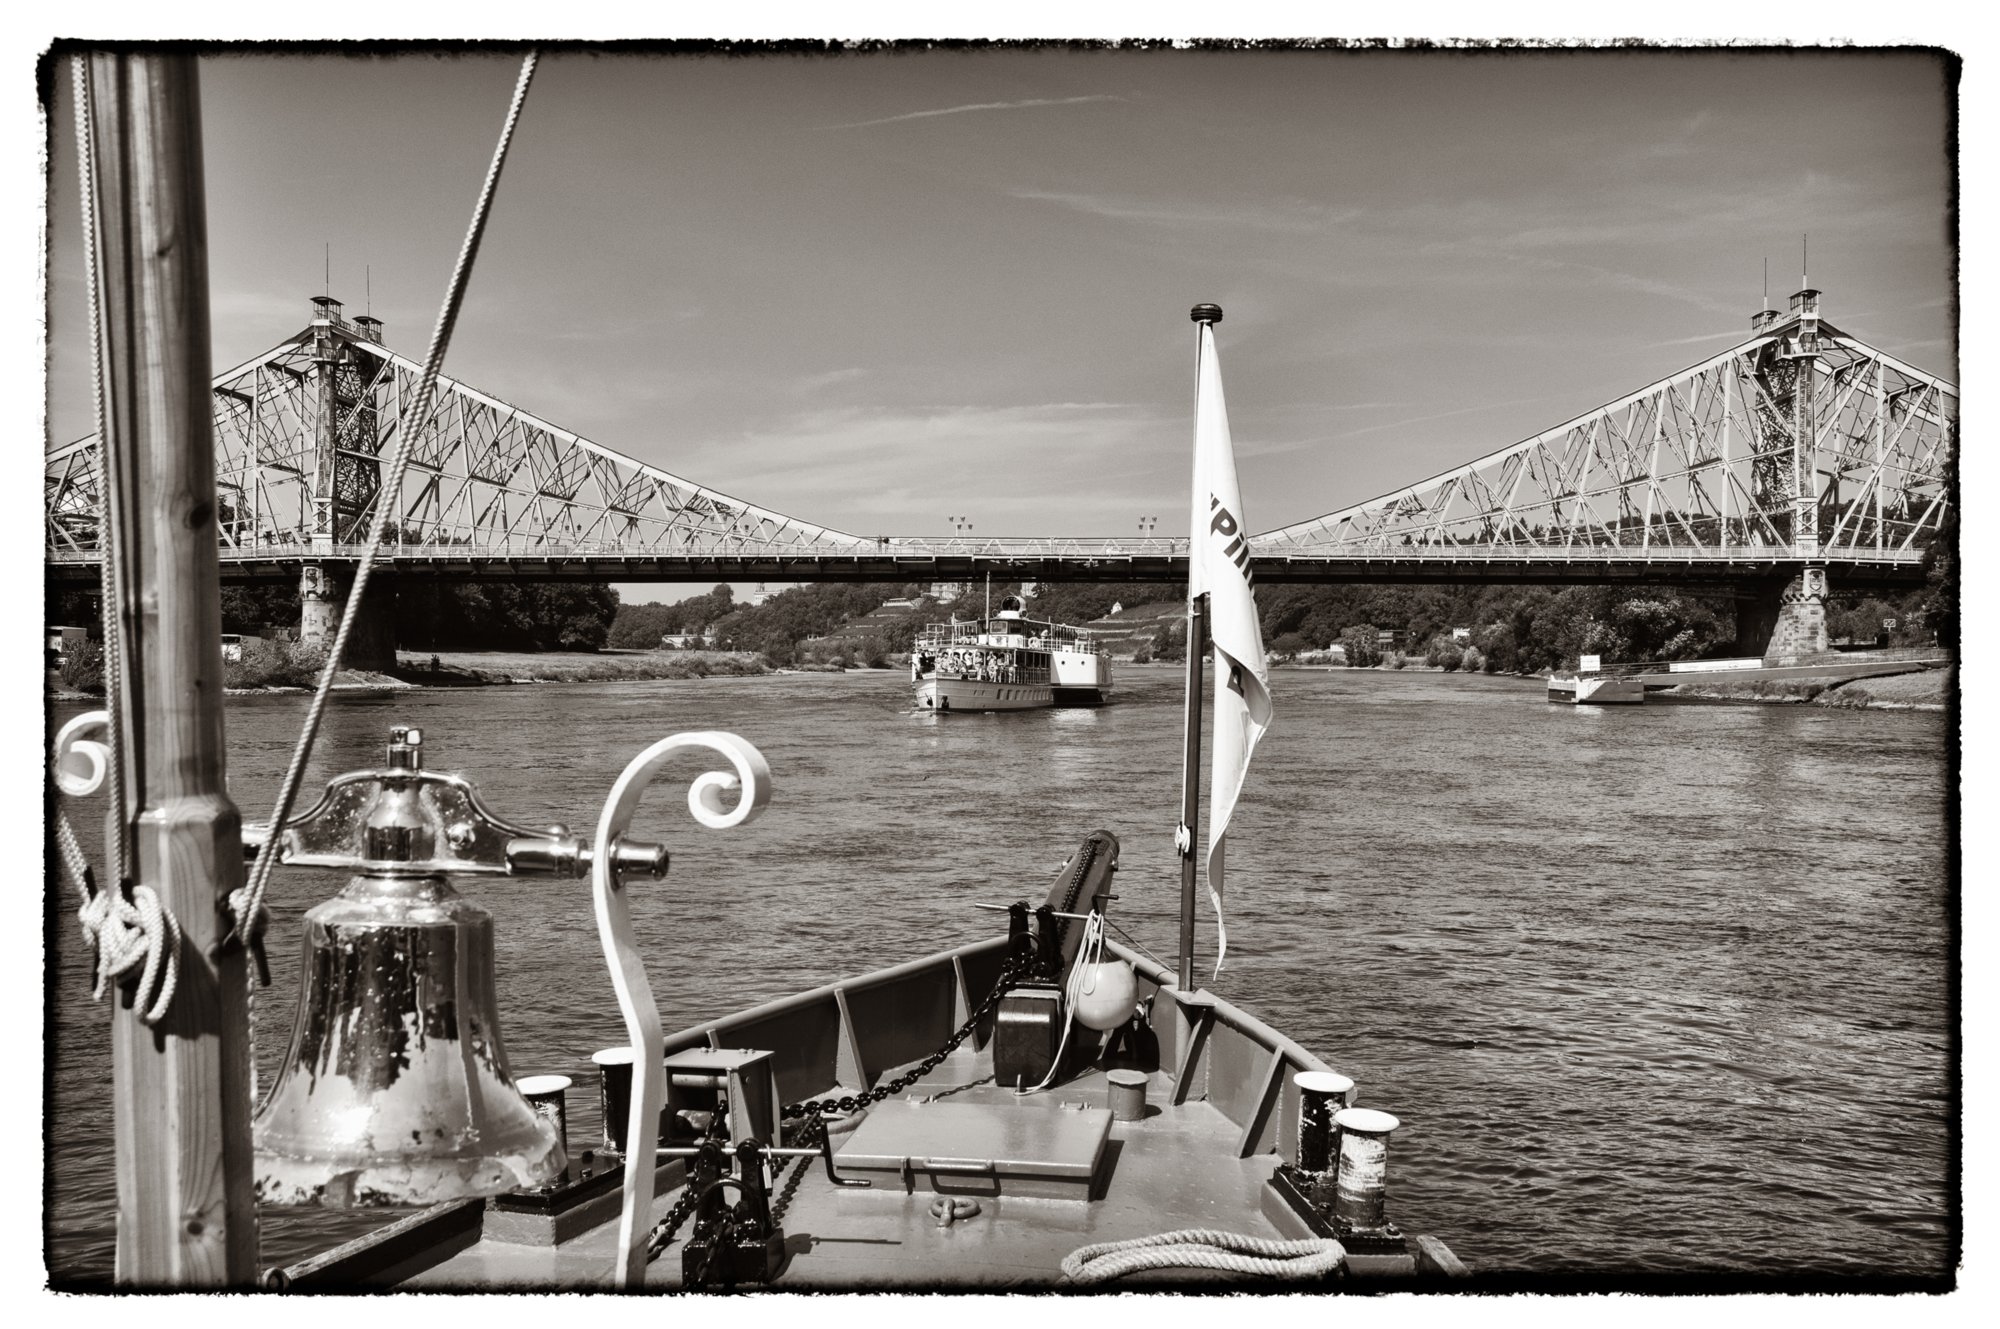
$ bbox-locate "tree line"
[49,580,623,653]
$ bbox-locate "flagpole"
[1178,302,1224,992]
[1178,590,1209,992]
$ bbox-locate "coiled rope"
[221,50,539,975]
[1018,909,1108,1095]
[55,812,180,1024]
[1059,1229,1346,1285]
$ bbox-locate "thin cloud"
[1015,189,1360,235]
[793,367,869,393]
[821,95,1125,131]
[1430,242,1738,315]
[1646,329,1755,349]
[647,401,1177,532]
[1333,395,1554,442]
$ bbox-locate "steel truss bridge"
[45,290,1953,590]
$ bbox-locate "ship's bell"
[251,727,566,1206]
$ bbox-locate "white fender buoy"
[1073,960,1140,1031]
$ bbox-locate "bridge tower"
[1738,286,1829,657]
[299,295,396,669]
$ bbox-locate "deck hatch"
[833,1100,1112,1200]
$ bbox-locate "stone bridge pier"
[1734,564,1829,659]
[298,564,398,672]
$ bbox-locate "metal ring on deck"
[931,1196,981,1227]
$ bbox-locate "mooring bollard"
[1106,1068,1148,1122]
[1332,1107,1400,1229]
[592,1047,635,1154]
[1293,1070,1356,1174]
[518,1075,572,1156]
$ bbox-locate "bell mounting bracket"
[240,724,668,880]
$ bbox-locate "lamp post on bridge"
[942,517,974,606]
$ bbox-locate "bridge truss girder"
[45,301,1954,585]
[44,317,875,566]
[1259,314,1954,569]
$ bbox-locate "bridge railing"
[44,538,1929,567]
[1259,543,1926,565]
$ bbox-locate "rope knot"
[221,885,273,986]
[76,879,181,1025]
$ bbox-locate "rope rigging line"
[1059,1229,1346,1285]
[224,50,540,976]
[71,56,132,893]
[1105,917,1171,973]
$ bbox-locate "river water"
[45,667,1953,1285]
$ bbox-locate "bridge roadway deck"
[43,548,1929,588]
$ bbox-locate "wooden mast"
[82,50,258,1285]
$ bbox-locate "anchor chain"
[643,959,1026,1268]
[780,957,1026,1121]
[769,1115,824,1227]
[643,1116,824,1269]
[644,1140,725,1264]
[641,944,1057,1271]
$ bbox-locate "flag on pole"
[1187,314,1272,974]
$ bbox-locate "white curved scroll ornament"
[53,711,113,796]
[591,731,773,1288]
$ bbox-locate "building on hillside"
[880,597,918,611]
[930,582,967,603]
[219,633,264,663]
[747,583,775,607]
[46,625,89,665]
[660,632,714,649]
[1377,628,1408,650]
[1451,626,1471,642]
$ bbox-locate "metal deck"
[276,935,1468,1292]
[405,1050,1342,1291]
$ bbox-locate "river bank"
[45,649,773,701]
[391,648,770,686]
[1276,660,1951,712]
[1661,665,1951,711]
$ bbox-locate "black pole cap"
[1190,303,1223,324]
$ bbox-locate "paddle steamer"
[912,597,1113,712]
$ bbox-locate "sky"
[41,46,1956,604]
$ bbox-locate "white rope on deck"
[1059,1229,1346,1285]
